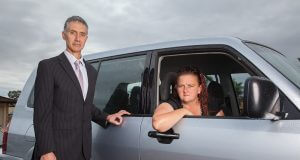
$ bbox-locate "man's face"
[62,21,88,55]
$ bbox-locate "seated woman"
[152,66,223,132]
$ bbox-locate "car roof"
[84,36,245,61]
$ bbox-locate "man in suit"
[33,16,130,160]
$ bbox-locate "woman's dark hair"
[174,66,208,116]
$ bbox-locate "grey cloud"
[0,0,299,96]
[86,0,300,57]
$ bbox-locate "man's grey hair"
[64,16,88,31]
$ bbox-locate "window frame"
[150,44,265,119]
[90,51,152,116]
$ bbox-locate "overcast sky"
[0,0,299,97]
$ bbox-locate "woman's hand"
[182,107,193,116]
[152,103,193,132]
[216,110,225,116]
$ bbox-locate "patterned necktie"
[74,60,84,96]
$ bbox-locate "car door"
[139,46,300,160]
[90,54,149,160]
[141,117,300,160]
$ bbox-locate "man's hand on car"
[107,110,131,125]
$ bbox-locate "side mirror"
[243,76,285,120]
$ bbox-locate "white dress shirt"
[64,50,89,100]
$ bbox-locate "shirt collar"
[64,50,85,66]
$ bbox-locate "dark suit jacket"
[33,53,108,160]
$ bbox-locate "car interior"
[157,52,255,117]
[103,82,141,114]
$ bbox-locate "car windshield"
[245,42,300,89]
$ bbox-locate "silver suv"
[1,37,300,160]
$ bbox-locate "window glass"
[27,88,34,108]
[206,74,220,85]
[245,43,300,88]
[231,73,250,114]
[90,61,100,71]
[93,55,146,114]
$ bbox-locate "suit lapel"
[85,60,93,103]
[58,53,83,99]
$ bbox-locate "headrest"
[160,72,177,101]
[207,81,225,113]
[208,81,224,100]
[243,76,280,118]
[130,86,141,103]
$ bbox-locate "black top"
[165,96,205,115]
[165,96,182,110]
[165,96,225,116]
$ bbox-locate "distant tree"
[232,80,243,99]
[8,90,21,107]
[8,90,21,101]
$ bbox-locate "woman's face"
[176,74,201,104]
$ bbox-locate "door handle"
[148,130,179,144]
[148,131,180,139]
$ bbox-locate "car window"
[231,73,250,114]
[245,42,300,89]
[158,53,251,117]
[27,88,34,108]
[90,61,100,71]
[93,55,146,114]
[206,74,220,84]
